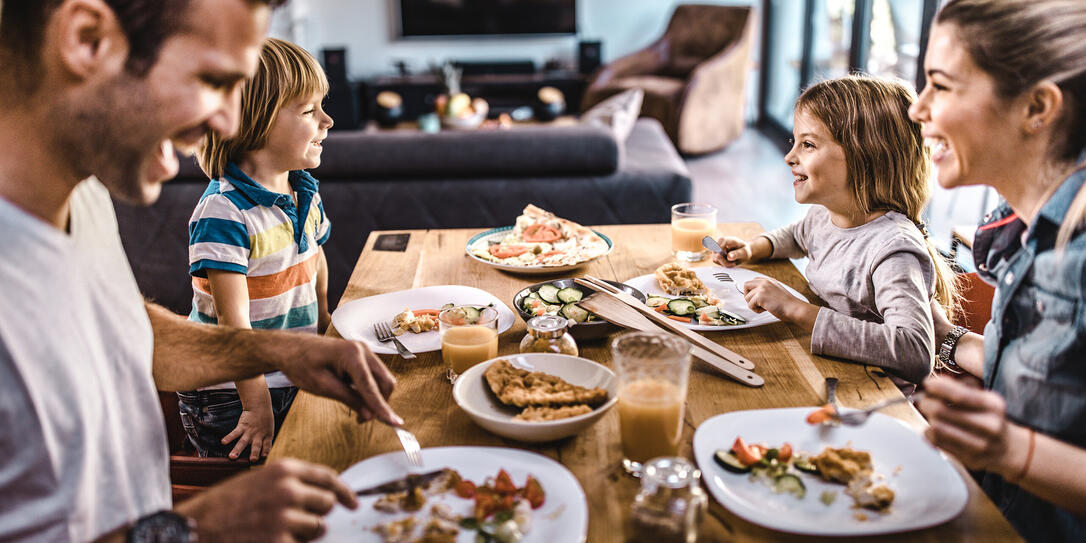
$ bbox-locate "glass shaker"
[518,315,578,356]
[628,457,708,543]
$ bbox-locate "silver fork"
[373,322,416,359]
[837,393,923,426]
[394,427,424,469]
[712,271,733,283]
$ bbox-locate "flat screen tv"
[399,0,577,38]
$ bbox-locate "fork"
[394,427,424,469]
[836,393,923,426]
[373,322,416,359]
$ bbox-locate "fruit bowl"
[437,93,488,130]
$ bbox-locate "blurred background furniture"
[956,272,995,335]
[116,118,691,314]
[158,392,250,503]
[581,4,754,155]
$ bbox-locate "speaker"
[324,83,359,130]
[578,41,602,75]
[322,48,348,85]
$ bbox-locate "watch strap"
[937,325,969,373]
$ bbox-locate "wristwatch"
[937,325,969,373]
[127,511,198,543]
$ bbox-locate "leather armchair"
[581,4,754,155]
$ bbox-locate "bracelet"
[1009,427,1036,485]
[937,325,969,373]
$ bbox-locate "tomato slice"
[731,436,763,466]
[806,404,838,425]
[778,443,793,463]
[489,244,530,259]
[454,479,476,498]
[522,223,562,242]
[521,475,545,509]
[494,469,517,495]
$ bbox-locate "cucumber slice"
[537,284,561,304]
[773,473,806,498]
[560,303,590,323]
[667,298,697,316]
[717,308,748,325]
[460,305,482,323]
[646,296,670,308]
[793,456,820,475]
[713,450,751,474]
[441,303,455,310]
[556,287,583,303]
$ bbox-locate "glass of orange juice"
[439,305,500,383]
[612,331,691,476]
[671,203,717,262]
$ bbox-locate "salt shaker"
[519,315,578,356]
[629,457,708,543]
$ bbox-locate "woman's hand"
[711,236,752,267]
[916,375,1026,476]
[223,404,276,461]
[741,277,819,330]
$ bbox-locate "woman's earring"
[1033,120,1043,130]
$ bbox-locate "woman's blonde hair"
[936,0,1086,247]
[198,37,329,179]
[796,75,959,317]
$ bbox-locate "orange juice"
[671,217,713,253]
[618,378,684,463]
[441,325,498,374]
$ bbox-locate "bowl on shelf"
[438,93,489,130]
[512,278,646,341]
[452,353,618,443]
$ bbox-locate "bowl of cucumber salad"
[513,279,646,340]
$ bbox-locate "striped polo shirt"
[188,163,331,390]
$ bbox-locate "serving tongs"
[574,275,764,387]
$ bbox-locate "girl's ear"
[1023,81,1064,136]
[51,0,128,81]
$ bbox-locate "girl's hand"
[222,404,276,462]
[916,375,1023,475]
[711,236,752,267]
[741,277,806,319]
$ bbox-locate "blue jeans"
[177,387,298,458]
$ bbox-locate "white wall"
[273,0,755,79]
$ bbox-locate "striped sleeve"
[313,193,331,246]
[188,192,251,277]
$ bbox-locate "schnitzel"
[484,359,608,412]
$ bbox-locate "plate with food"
[622,264,808,330]
[692,407,968,536]
[453,353,618,442]
[320,446,588,542]
[331,285,516,354]
[466,205,613,274]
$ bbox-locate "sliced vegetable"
[806,404,839,425]
[489,244,530,259]
[667,298,697,316]
[793,455,820,475]
[521,475,545,509]
[646,296,670,308]
[731,437,763,466]
[773,473,806,498]
[522,223,562,243]
[560,303,590,323]
[714,449,752,474]
[556,287,583,303]
[536,284,561,304]
[820,490,837,506]
[778,443,793,463]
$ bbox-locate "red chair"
[158,392,250,503]
[956,272,995,335]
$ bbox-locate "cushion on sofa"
[581,88,644,145]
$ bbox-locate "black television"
[399,0,577,38]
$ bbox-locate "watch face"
[130,511,194,543]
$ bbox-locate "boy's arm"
[316,247,331,334]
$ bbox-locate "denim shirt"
[971,152,1086,542]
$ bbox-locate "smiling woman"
[908,1,1086,541]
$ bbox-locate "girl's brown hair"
[936,0,1086,247]
[198,37,328,179]
[796,75,959,317]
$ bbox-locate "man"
[0,1,402,541]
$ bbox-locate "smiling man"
[0,1,400,541]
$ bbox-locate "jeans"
[177,387,298,458]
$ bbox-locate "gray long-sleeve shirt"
[761,206,936,384]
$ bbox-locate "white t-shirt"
[0,179,170,541]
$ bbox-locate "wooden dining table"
[267,223,1022,542]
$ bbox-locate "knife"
[355,469,446,496]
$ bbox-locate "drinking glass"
[612,331,692,476]
[439,305,499,383]
[670,203,717,262]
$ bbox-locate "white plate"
[692,407,968,537]
[321,446,588,543]
[331,285,515,354]
[452,353,618,443]
[623,266,808,330]
[465,226,613,275]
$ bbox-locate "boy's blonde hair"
[198,37,329,179]
[796,75,960,318]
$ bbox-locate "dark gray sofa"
[115,118,692,314]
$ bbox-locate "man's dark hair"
[0,0,285,96]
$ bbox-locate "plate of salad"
[622,266,808,331]
[321,446,588,542]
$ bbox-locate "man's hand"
[272,334,402,426]
[176,458,357,542]
[223,406,276,461]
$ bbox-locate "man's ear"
[51,0,128,80]
[1024,81,1064,136]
